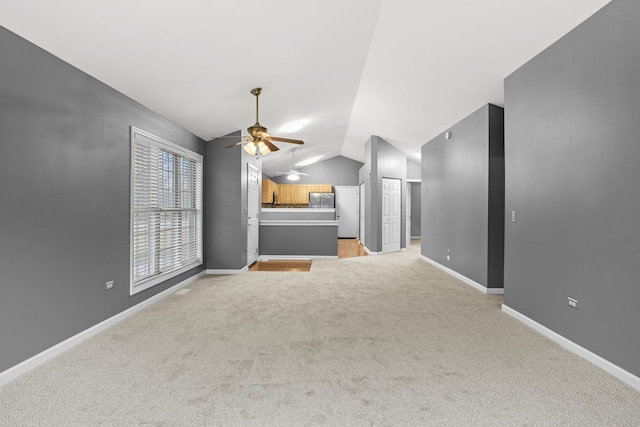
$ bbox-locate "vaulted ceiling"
[1,0,611,175]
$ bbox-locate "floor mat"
[248,259,312,272]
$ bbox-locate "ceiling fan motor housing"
[248,124,267,139]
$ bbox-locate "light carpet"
[1,240,639,426]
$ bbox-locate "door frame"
[247,163,260,266]
[359,182,366,245]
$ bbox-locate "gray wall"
[421,104,504,289]
[504,0,640,376]
[407,160,421,180]
[269,155,363,186]
[360,136,408,252]
[261,210,335,220]
[410,183,421,237]
[359,138,374,249]
[0,27,206,373]
[260,225,338,257]
[206,133,260,270]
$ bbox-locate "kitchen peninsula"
[260,179,338,258]
[260,207,338,258]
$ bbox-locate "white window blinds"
[130,127,203,295]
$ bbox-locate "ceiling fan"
[221,87,304,155]
[273,148,310,181]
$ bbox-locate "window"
[130,127,203,295]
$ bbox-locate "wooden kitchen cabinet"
[294,185,309,204]
[279,184,295,204]
[268,183,333,205]
[262,179,279,203]
[308,184,333,193]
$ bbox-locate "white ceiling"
[0,0,611,175]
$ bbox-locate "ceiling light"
[283,121,305,133]
[257,140,271,155]
[243,143,257,155]
[286,173,300,181]
[296,155,323,167]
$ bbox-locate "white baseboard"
[0,271,207,387]
[363,245,382,255]
[258,255,338,260]
[420,255,504,295]
[205,267,247,275]
[501,304,640,392]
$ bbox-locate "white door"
[382,178,401,253]
[247,164,260,266]
[335,186,359,238]
[359,182,366,244]
[406,183,411,245]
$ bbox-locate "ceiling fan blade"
[269,136,304,145]
[297,172,311,176]
[224,141,244,148]
[262,139,279,152]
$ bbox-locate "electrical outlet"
[567,297,578,309]
[105,281,114,290]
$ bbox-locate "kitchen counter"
[261,208,335,221]
[259,208,338,258]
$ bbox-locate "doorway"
[406,182,411,246]
[247,164,260,266]
[382,178,401,253]
[335,186,359,238]
[359,182,366,245]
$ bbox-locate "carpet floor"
[1,240,639,426]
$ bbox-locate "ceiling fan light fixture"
[257,141,271,155]
[243,143,257,155]
[286,173,300,181]
[283,120,305,133]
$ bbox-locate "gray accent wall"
[407,160,421,180]
[504,0,640,376]
[205,134,260,270]
[421,104,504,289]
[410,183,422,237]
[0,26,206,373]
[359,136,408,252]
[260,225,338,257]
[269,155,363,186]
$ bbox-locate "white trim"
[0,271,206,387]
[363,245,382,255]
[129,126,204,296]
[258,255,338,260]
[501,305,640,392]
[260,220,339,227]
[406,179,421,183]
[420,255,504,295]
[262,208,336,213]
[206,267,248,275]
